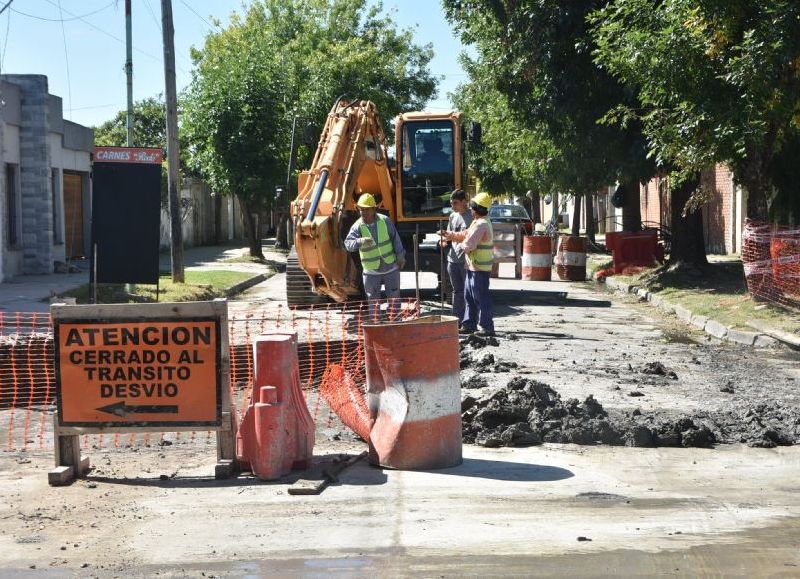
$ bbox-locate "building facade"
[0,75,93,282]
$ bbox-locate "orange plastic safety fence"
[0,297,421,452]
[742,219,800,310]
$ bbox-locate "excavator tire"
[286,248,330,308]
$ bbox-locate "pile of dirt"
[461,376,798,449]
[460,351,518,373]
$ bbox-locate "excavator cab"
[287,101,474,306]
[394,112,465,226]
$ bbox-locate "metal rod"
[125,0,133,147]
[92,243,97,305]
[305,169,329,222]
[439,227,445,312]
[413,229,420,307]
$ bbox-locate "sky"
[0,0,470,128]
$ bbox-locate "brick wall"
[640,167,736,255]
[701,164,735,254]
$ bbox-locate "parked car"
[488,204,534,235]
[487,204,533,279]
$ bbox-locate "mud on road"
[459,280,800,449]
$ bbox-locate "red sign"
[93,147,163,165]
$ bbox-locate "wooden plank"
[57,424,228,436]
[51,300,225,321]
[287,478,329,495]
[287,452,367,496]
[214,459,237,480]
[48,466,75,486]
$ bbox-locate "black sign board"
[91,147,163,284]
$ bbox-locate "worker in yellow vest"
[345,193,406,322]
[443,192,495,337]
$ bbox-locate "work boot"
[458,326,476,335]
[475,328,496,338]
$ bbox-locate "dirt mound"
[461,376,798,449]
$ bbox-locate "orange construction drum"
[362,315,462,470]
[522,235,552,281]
[556,235,587,281]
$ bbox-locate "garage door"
[63,172,84,258]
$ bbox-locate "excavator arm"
[290,98,395,303]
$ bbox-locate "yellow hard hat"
[472,192,492,209]
[357,193,377,208]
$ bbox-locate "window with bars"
[6,164,19,248]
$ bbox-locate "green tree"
[93,96,194,206]
[444,0,656,232]
[183,0,436,257]
[93,96,167,149]
[451,56,559,223]
[591,0,800,222]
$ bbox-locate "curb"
[603,276,782,349]
[224,273,269,297]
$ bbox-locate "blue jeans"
[463,269,493,332]
[447,261,467,324]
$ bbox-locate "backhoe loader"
[287,97,477,305]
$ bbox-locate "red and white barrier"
[362,315,462,470]
[236,332,315,480]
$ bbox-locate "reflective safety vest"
[467,217,494,272]
[359,214,397,271]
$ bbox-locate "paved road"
[2,262,799,576]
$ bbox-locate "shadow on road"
[432,457,574,482]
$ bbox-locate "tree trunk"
[275,210,289,249]
[529,192,541,224]
[571,194,582,236]
[586,193,596,246]
[214,194,223,244]
[238,195,264,259]
[622,178,642,232]
[668,173,707,265]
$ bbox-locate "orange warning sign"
[55,319,221,427]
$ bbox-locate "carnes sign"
[55,318,222,427]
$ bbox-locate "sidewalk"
[0,242,275,313]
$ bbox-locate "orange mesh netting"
[742,219,800,310]
[319,364,371,441]
[0,298,420,452]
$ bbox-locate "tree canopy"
[182,0,437,255]
[93,96,167,149]
[591,0,800,221]
[444,0,655,204]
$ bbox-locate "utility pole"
[161,0,184,282]
[125,0,133,147]
[276,116,299,250]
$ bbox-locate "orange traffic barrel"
[362,315,462,470]
[556,235,587,281]
[522,235,552,281]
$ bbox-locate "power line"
[0,0,13,17]
[11,1,114,22]
[142,0,161,32]
[56,0,72,119]
[179,0,215,30]
[0,7,11,71]
[39,0,162,63]
[143,0,193,70]
[70,102,121,111]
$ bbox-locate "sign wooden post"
[49,299,236,485]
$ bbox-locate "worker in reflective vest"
[345,193,406,321]
[443,192,495,337]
